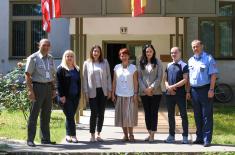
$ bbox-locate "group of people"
[25,38,218,148]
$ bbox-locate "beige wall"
[86,34,170,58]
[85,34,172,91]
[83,17,184,35]
[81,17,184,91]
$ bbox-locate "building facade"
[0,0,235,87]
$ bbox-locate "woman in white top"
[112,48,138,142]
[83,45,112,142]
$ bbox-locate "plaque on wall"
[160,54,172,62]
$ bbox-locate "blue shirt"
[166,60,188,96]
[69,69,79,95]
[188,51,218,87]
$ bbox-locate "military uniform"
[188,51,218,145]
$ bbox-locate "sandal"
[144,136,150,141]
[129,135,135,142]
[96,136,104,142]
[148,136,154,143]
[90,137,96,142]
[122,136,129,142]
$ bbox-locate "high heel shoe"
[90,136,96,142]
[148,131,155,143]
[148,136,154,143]
[129,135,135,142]
[65,136,72,143]
[144,136,150,141]
[71,137,78,143]
[96,136,104,142]
[122,136,129,142]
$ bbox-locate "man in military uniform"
[25,38,56,147]
[187,40,218,147]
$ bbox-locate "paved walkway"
[1,108,235,154]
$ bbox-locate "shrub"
[0,62,30,120]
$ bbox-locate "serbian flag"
[41,0,61,32]
[131,0,146,17]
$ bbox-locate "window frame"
[9,0,46,59]
[199,16,235,60]
[170,34,184,56]
[198,2,235,60]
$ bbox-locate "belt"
[33,81,52,85]
[191,84,210,89]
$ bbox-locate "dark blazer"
[56,65,81,98]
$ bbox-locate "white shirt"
[114,64,137,97]
[146,63,152,73]
[93,62,102,88]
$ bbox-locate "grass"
[187,104,235,144]
[0,110,65,143]
[0,104,235,145]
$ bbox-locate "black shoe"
[41,141,56,145]
[193,140,203,144]
[27,141,36,147]
[204,143,211,147]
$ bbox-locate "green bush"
[0,62,30,120]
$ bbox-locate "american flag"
[41,0,61,32]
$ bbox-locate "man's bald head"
[39,38,51,55]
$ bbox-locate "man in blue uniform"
[187,40,218,147]
[164,47,189,144]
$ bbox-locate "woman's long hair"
[89,45,104,62]
[60,50,79,71]
[139,44,158,70]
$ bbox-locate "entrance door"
[104,41,150,107]
[106,43,126,79]
[104,41,150,78]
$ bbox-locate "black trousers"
[166,95,188,137]
[191,85,213,144]
[62,95,79,136]
[89,88,106,134]
[141,95,162,131]
[27,82,52,142]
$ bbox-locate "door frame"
[102,40,151,58]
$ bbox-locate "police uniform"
[188,51,218,145]
[165,60,189,138]
[25,51,56,143]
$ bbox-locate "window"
[199,2,235,59]
[10,1,46,58]
[170,34,184,54]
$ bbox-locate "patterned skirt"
[115,96,138,127]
